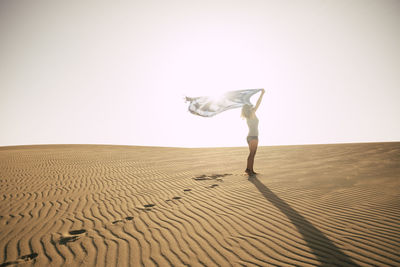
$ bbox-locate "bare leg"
[246,139,258,174]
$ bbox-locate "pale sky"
[1,0,399,147]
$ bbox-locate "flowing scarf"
[185,89,262,117]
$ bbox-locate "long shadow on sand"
[248,175,359,266]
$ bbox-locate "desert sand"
[0,142,399,266]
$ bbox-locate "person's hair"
[241,104,253,119]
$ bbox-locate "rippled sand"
[0,143,399,266]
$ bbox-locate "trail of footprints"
[110,173,230,225]
[0,173,231,266]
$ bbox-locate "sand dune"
[0,143,399,266]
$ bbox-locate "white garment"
[246,115,259,136]
[185,89,262,117]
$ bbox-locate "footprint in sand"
[138,204,156,211]
[208,184,219,189]
[193,175,208,181]
[69,229,86,235]
[193,173,231,181]
[59,229,87,245]
[20,253,38,261]
[166,196,182,202]
[59,235,80,245]
[0,253,38,266]
[112,216,134,224]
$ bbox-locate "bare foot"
[245,169,257,175]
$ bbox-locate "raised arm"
[253,89,265,112]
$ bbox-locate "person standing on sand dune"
[184,88,265,175]
[241,89,265,175]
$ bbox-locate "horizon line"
[1,140,399,150]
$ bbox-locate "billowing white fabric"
[185,89,262,117]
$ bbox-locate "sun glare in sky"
[1,0,399,147]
